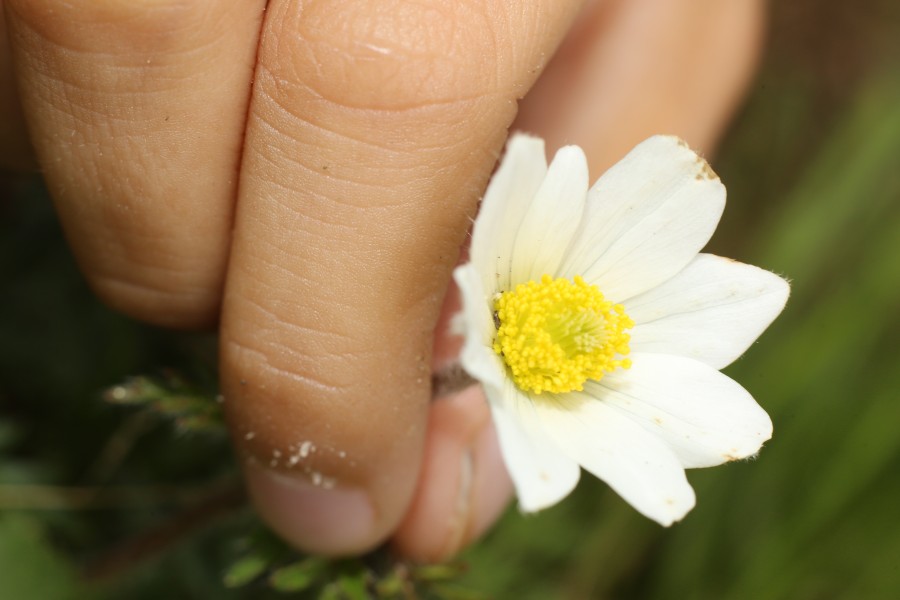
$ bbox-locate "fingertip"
[243,460,382,557]
[392,387,512,563]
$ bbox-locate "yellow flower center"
[492,275,633,395]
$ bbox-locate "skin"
[1,0,764,562]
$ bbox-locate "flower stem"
[431,362,478,399]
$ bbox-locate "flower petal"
[590,353,773,469]
[487,381,581,512]
[626,254,790,369]
[453,263,506,391]
[510,145,589,284]
[457,256,580,511]
[559,135,725,302]
[470,134,548,296]
[535,393,696,526]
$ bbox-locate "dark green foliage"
[102,373,226,436]
[221,528,476,599]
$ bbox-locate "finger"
[516,0,766,171]
[392,386,512,563]
[221,0,585,556]
[0,2,36,171]
[4,0,266,327]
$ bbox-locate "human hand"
[0,0,764,561]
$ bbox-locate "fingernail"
[436,395,514,559]
[440,447,475,558]
[244,461,375,556]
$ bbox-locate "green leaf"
[414,564,462,582]
[318,583,342,600]
[373,571,405,599]
[223,555,269,589]
[268,558,327,593]
[337,574,369,600]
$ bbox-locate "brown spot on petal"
[695,156,719,181]
[723,449,742,462]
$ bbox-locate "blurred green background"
[3,1,900,598]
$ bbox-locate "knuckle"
[263,0,504,112]
[221,289,360,398]
[8,0,213,53]
[223,331,352,397]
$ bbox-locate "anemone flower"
[453,134,789,525]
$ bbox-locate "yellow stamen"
[492,275,633,394]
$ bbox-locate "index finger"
[221,0,585,555]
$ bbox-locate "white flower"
[453,134,789,525]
